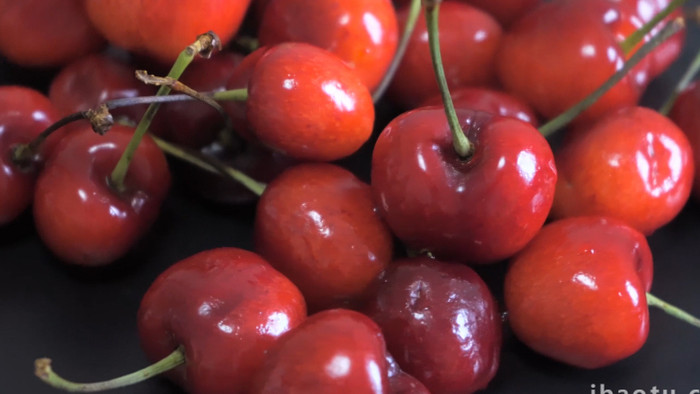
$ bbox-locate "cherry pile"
[2,0,700,393]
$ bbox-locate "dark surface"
[3,15,700,394]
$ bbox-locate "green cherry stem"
[424,0,472,158]
[212,88,249,101]
[109,32,220,193]
[372,0,421,102]
[34,347,186,392]
[646,292,700,328]
[619,0,687,55]
[539,18,685,138]
[658,47,700,115]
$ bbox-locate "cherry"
[371,107,556,264]
[0,0,104,67]
[385,352,430,394]
[461,0,542,27]
[258,0,398,92]
[246,43,375,161]
[365,256,502,393]
[0,86,59,225]
[255,163,393,311]
[84,0,251,63]
[387,1,502,109]
[505,216,652,368]
[32,124,170,265]
[250,309,389,393]
[551,106,694,235]
[669,80,700,200]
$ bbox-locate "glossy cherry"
[385,352,430,394]
[250,309,388,393]
[84,0,251,63]
[505,216,651,368]
[258,0,398,92]
[365,256,502,393]
[255,163,393,311]
[670,80,700,200]
[0,86,59,225]
[552,106,694,235]
[0,0,104,67]
[388,1,502,109]
[138,247,307,394]
[246,43,375,161]
[33,124,170,265]
[371,107,556,264]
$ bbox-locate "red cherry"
[551,106,694,235]
[250,309,389,393]
[247,43,375,161]
[84,0,252,63]
[138,247,307,394]
[258,0,398,92]
[32,124,170,265]
[255,163,393,311]
[371,107,556,264]
[388,1,502,109]
[365,256,502,393]
[670,80,700,200]
[0,0,104,67]
[461,0,542,27]
[0,86,59,225]
[385,352,430,394]
[223,46,270,142]
[505,216,651,368]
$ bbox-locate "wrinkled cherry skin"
[505,216,651,369]
[247,43,375,161]
[552,106,694,235]
[250,309,389,393]
[84,0,251,63]
[255,163,393,311]
[138,247,307,394]
[258,0,398,92]
[371,107,557,264]
[365,257,502,393]
[420,87,539,126]
[670,81,700,200]
[0,86,59,225]
[497,0,643,124]
[388,1,502,109]
[33,125,170,265]
[0,0,104,67]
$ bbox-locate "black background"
[2,6,700,394]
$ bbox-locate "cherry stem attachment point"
[424,0,472,158]
[372,0,421,102]
[538,18,685,138]
[109,31,220,193]
[646,292,700,328]
[620,0,687,55]
[34,346,186,392]
[658,47,700,115]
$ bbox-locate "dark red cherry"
[255,163,393,311]
[385,353,430,394]
[670,80,700,200]
[365,256,502,393]
[371,107,556,264]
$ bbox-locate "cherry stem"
[212,88,249,101]
[646,292,700,328]
[150,134,266,197]
[619,0,687,55]
[658,47,700,115]
[34,346,186,392]
[372,0,421,102]
[538,18,684,138]
[424,0,472,158]
[109,31,221,193]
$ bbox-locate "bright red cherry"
[250,309,389,393]
[33,124,170,265]
[670,81,700,200]
[247,43,375,161]
[84,0,252,63]
[223,46,270,142]
[258,0,398,92]
[0,0,104,67]
[138,247,307,394]
[255,163,393,311]
[388,1,502,109]
[462,0,542,26]
[0,86,59,225]
[505,216,651,368]
[552,106,694,235]
[365,256,502,393]
[371,107,556,264]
